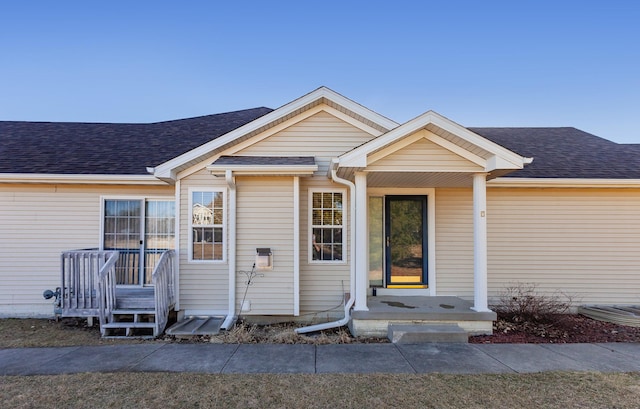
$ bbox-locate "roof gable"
[367,132,485,172]
[152,87,399,181]
[337,110,529,173]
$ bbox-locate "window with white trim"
[311,191,344,262]
[190,190,224,261]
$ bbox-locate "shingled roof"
[0,107,273,175]
[470,127,640,179]
[1,109,638,179]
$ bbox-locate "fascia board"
[316,87,399,130]
[488,177,640,188]
[0,173,168,185]
[428,113,526,168]
[154,87,398,180]
[206,165,318,175]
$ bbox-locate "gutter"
[0,173,168,185]
[221,170,237,329]
[296,161,356,334]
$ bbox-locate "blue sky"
[1,1,638,143]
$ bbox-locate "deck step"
[102,322,156,329]
[388,324,468,343]
[111,309,156,315]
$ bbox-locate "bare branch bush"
[493,282,573,324]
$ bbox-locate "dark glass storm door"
[384,196,428,288]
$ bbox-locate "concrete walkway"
[2,342,640,376]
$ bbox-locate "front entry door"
[385,196,427,288]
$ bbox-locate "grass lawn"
[2,372,640,408]
[2,318,640,408]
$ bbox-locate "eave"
[488,177,640,188]
[0,173,169,185]
[207,164,318,177]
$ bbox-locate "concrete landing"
[388,323,468,343]
[350,296,495,337]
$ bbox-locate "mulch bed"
[470,314,640,344]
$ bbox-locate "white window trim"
[308,188,347,264]
[188,187,227,263]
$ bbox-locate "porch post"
[472,173,490,312]
[354,171,369,311]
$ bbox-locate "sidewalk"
[2,342,640,376]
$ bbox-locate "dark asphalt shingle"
[1,110,638,179]
[0,107,273,175]
[469,127,640,179]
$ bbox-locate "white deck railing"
[96,251,120,335]
[60,250,119,317]
[151,250,176,336]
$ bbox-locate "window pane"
[333,245,343,261]
[322,192,333,208]
[312,209,322,225]
[313,193,322,208]
[213,192,223,208]
[334,194,343,209]
[202,192,213,208]
[333,228,343,244]
[105,200,117,217]
[213,209,223,225]
[333,210,342,226]
[322,210,332,226]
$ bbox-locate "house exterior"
[1,87,639,334]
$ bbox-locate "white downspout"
[296,161,356,334]
[221,170,237,329]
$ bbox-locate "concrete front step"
[388,323,468,343]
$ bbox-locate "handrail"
[60,250,117,318]
[96,251,120,336]
[151,250,176,336]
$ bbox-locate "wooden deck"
[59,249,176,338]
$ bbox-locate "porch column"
[472,173,490,312]
[354,171,369,311]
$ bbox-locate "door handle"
[386,236,390,247]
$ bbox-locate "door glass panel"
[368,197,384,287]
[104,199,142,285]
[144,200,175,284]
[387,197,425,285]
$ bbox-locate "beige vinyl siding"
[368,135,483,173]
[435,188,474,298]
[235,110,377,175]
[178,168,229,313]
[0,183,173,317]
[235,177,294,315]
[487,188,640,305]
[435,187,640,305]
[299,178,351,315]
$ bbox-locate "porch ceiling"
[367,171,478,187]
